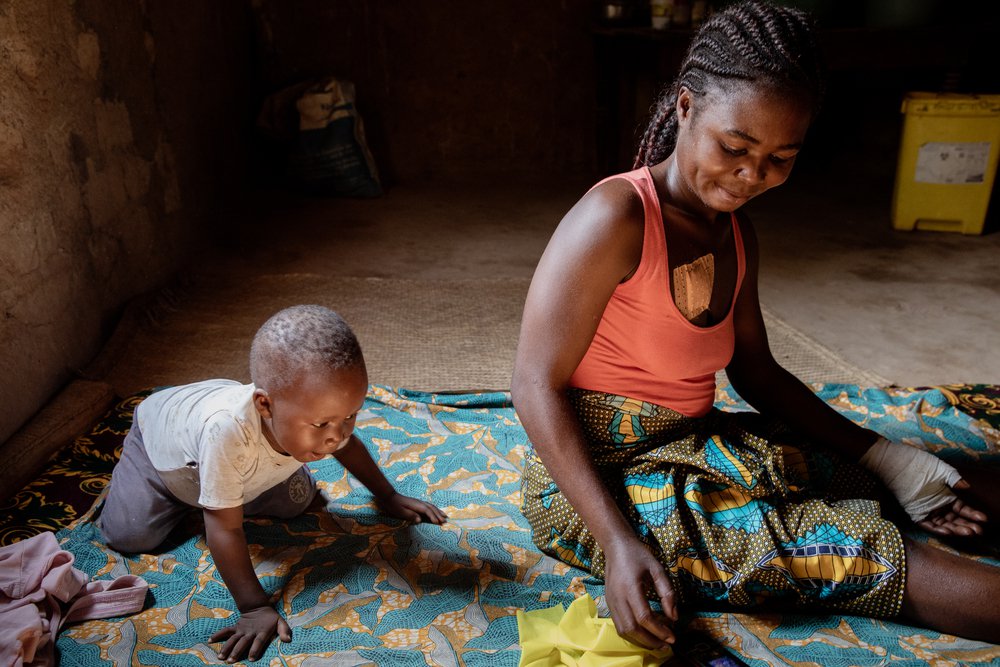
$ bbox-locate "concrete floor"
[230,175,581,284]
[749,166,1000,386]
[232,163,998,389]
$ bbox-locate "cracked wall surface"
[0,0,253,445]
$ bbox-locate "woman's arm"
[726,214,986,535]
[725,214,879,460]
[512,180,677,648]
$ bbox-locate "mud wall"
[0,1,254,446]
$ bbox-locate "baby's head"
[250,305,368,462]
[250,304,364,393]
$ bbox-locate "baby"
[98,304,446,663]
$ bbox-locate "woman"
[511,0,1000,649]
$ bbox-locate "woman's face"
[672,83,813,214]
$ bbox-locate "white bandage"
[859,436,962,523]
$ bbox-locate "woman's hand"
[210,605,290,663]
[378,492,448,525]
[917,480,988,537]
[861,437,987,534]
[603,538,678,649]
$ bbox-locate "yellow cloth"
[516,595,673,667]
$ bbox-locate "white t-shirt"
[135,380,303,509]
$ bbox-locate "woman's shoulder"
[569,173,647,236]
[542,173,647,279]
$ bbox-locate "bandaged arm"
[859,436,962,523]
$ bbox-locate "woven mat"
[760,306,889,386]
[101,276,530,395]
[100,276,885,396]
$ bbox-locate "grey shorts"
[98,422,317,553]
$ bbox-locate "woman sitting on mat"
[511,0,1000,649]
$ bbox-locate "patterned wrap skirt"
[520,389,906,618]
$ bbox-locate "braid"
[635,81,680,168]
[634,0,825,168]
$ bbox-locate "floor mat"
[95,275,897,398]
[5,384,1000,665]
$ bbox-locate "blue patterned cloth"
[53,384,1000,665]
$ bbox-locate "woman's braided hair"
[634,0,825,168]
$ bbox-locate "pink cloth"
[569,166,746,417]
[0,531,148,667]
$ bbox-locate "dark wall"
[251,1,599,183]
[592,1,1000,176]
[248,1,999,185]
[804,1,1000,177]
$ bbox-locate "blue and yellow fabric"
[28,383,1000,665]
[521,388,906,618]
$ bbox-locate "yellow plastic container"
[891,92,1000,234]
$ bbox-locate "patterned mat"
[4,384,1000,665]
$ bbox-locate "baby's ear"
[253,389,273,418]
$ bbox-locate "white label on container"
[914,141,990,184]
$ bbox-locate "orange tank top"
[569,166,746,417]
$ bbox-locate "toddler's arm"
[334,435,447,525]
[203,506,291,663]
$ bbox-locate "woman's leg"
[901,535,1000,642]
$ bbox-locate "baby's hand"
[210,605,290,663]
[379,492,447,525]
